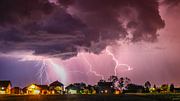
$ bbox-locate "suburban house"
[11,87,22,94]
[89,85,97,94]
[26,84,41,95]
[0,80,12,94]
[97,81,113,94]
[22,87,28,94]
[114,89,121,95]
[65,84,79,94]
[124,84,145,93]
[37,85,49,95]
[25,84,49,95]
[65,83,87,94]
[82,85,97,94]
[174,88,180,93]
[49,81,64,94]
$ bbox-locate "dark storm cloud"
[0,0,165,59]
[0,28,24,42]
[64,0,165,42]
[38,9,87,34]
[0,0,53,25]
[162,0,180,7]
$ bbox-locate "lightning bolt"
[18,54,51,84]
[82,54,105,80]
[18,54,67,84]
[106,47,133,76]
[36,60,50,84]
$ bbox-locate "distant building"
[65,83,87,94]
[22,87,28,94]
[85,85,97,94]
[11,87,22,94]
[174,88,180,93]
[37,85,49,95]
[49,81,64,94]
[26,84,41,95]
[25,84,49,95]
[0,80,12,94]
[114,89,121,95]
[65,84,79,94]
[97,81,113,94]
[124,84,145,93]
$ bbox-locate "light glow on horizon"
[0,48,133,85]
[48,59,67,84]
[1,51,67,84]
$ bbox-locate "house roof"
[37,85,49,90]
[65,84,79,90]
[12,87,22,90]
[50,81,64,87]
[0,80,11,87]
[175,88,180,90]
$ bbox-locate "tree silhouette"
[170,83,175,93]
[108,76,131,90]
[99,79,106,83]
[144,81,151,93]
[108,75,118,83]
[145,81,151,88]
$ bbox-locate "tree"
[99,79,106,83]
[170,83,175,93]
[153,84,157,89]
[108,76,131,90]
[108,75,118,83]
[124,77,131,86]
[161,84,168,92]
[119,77,131,88]
[144,81,151,93]
[145,81,151,88]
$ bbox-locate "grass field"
[0,94,180,101]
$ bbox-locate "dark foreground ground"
[0,94,180,101]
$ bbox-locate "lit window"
[33,90,40,94]
[30,84,36,89]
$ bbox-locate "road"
[0,94,179,101]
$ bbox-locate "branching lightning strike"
[106,47,133,76]
[82,54,105,80]
[36,60,50,84]
[18,54,67,84]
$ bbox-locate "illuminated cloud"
[1,0,180,87]
[0,0,165,59]
[162,0,180,7]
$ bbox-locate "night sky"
[0,0,180,87]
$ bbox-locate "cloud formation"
[0,0,165,59]
[162,0,180,7]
